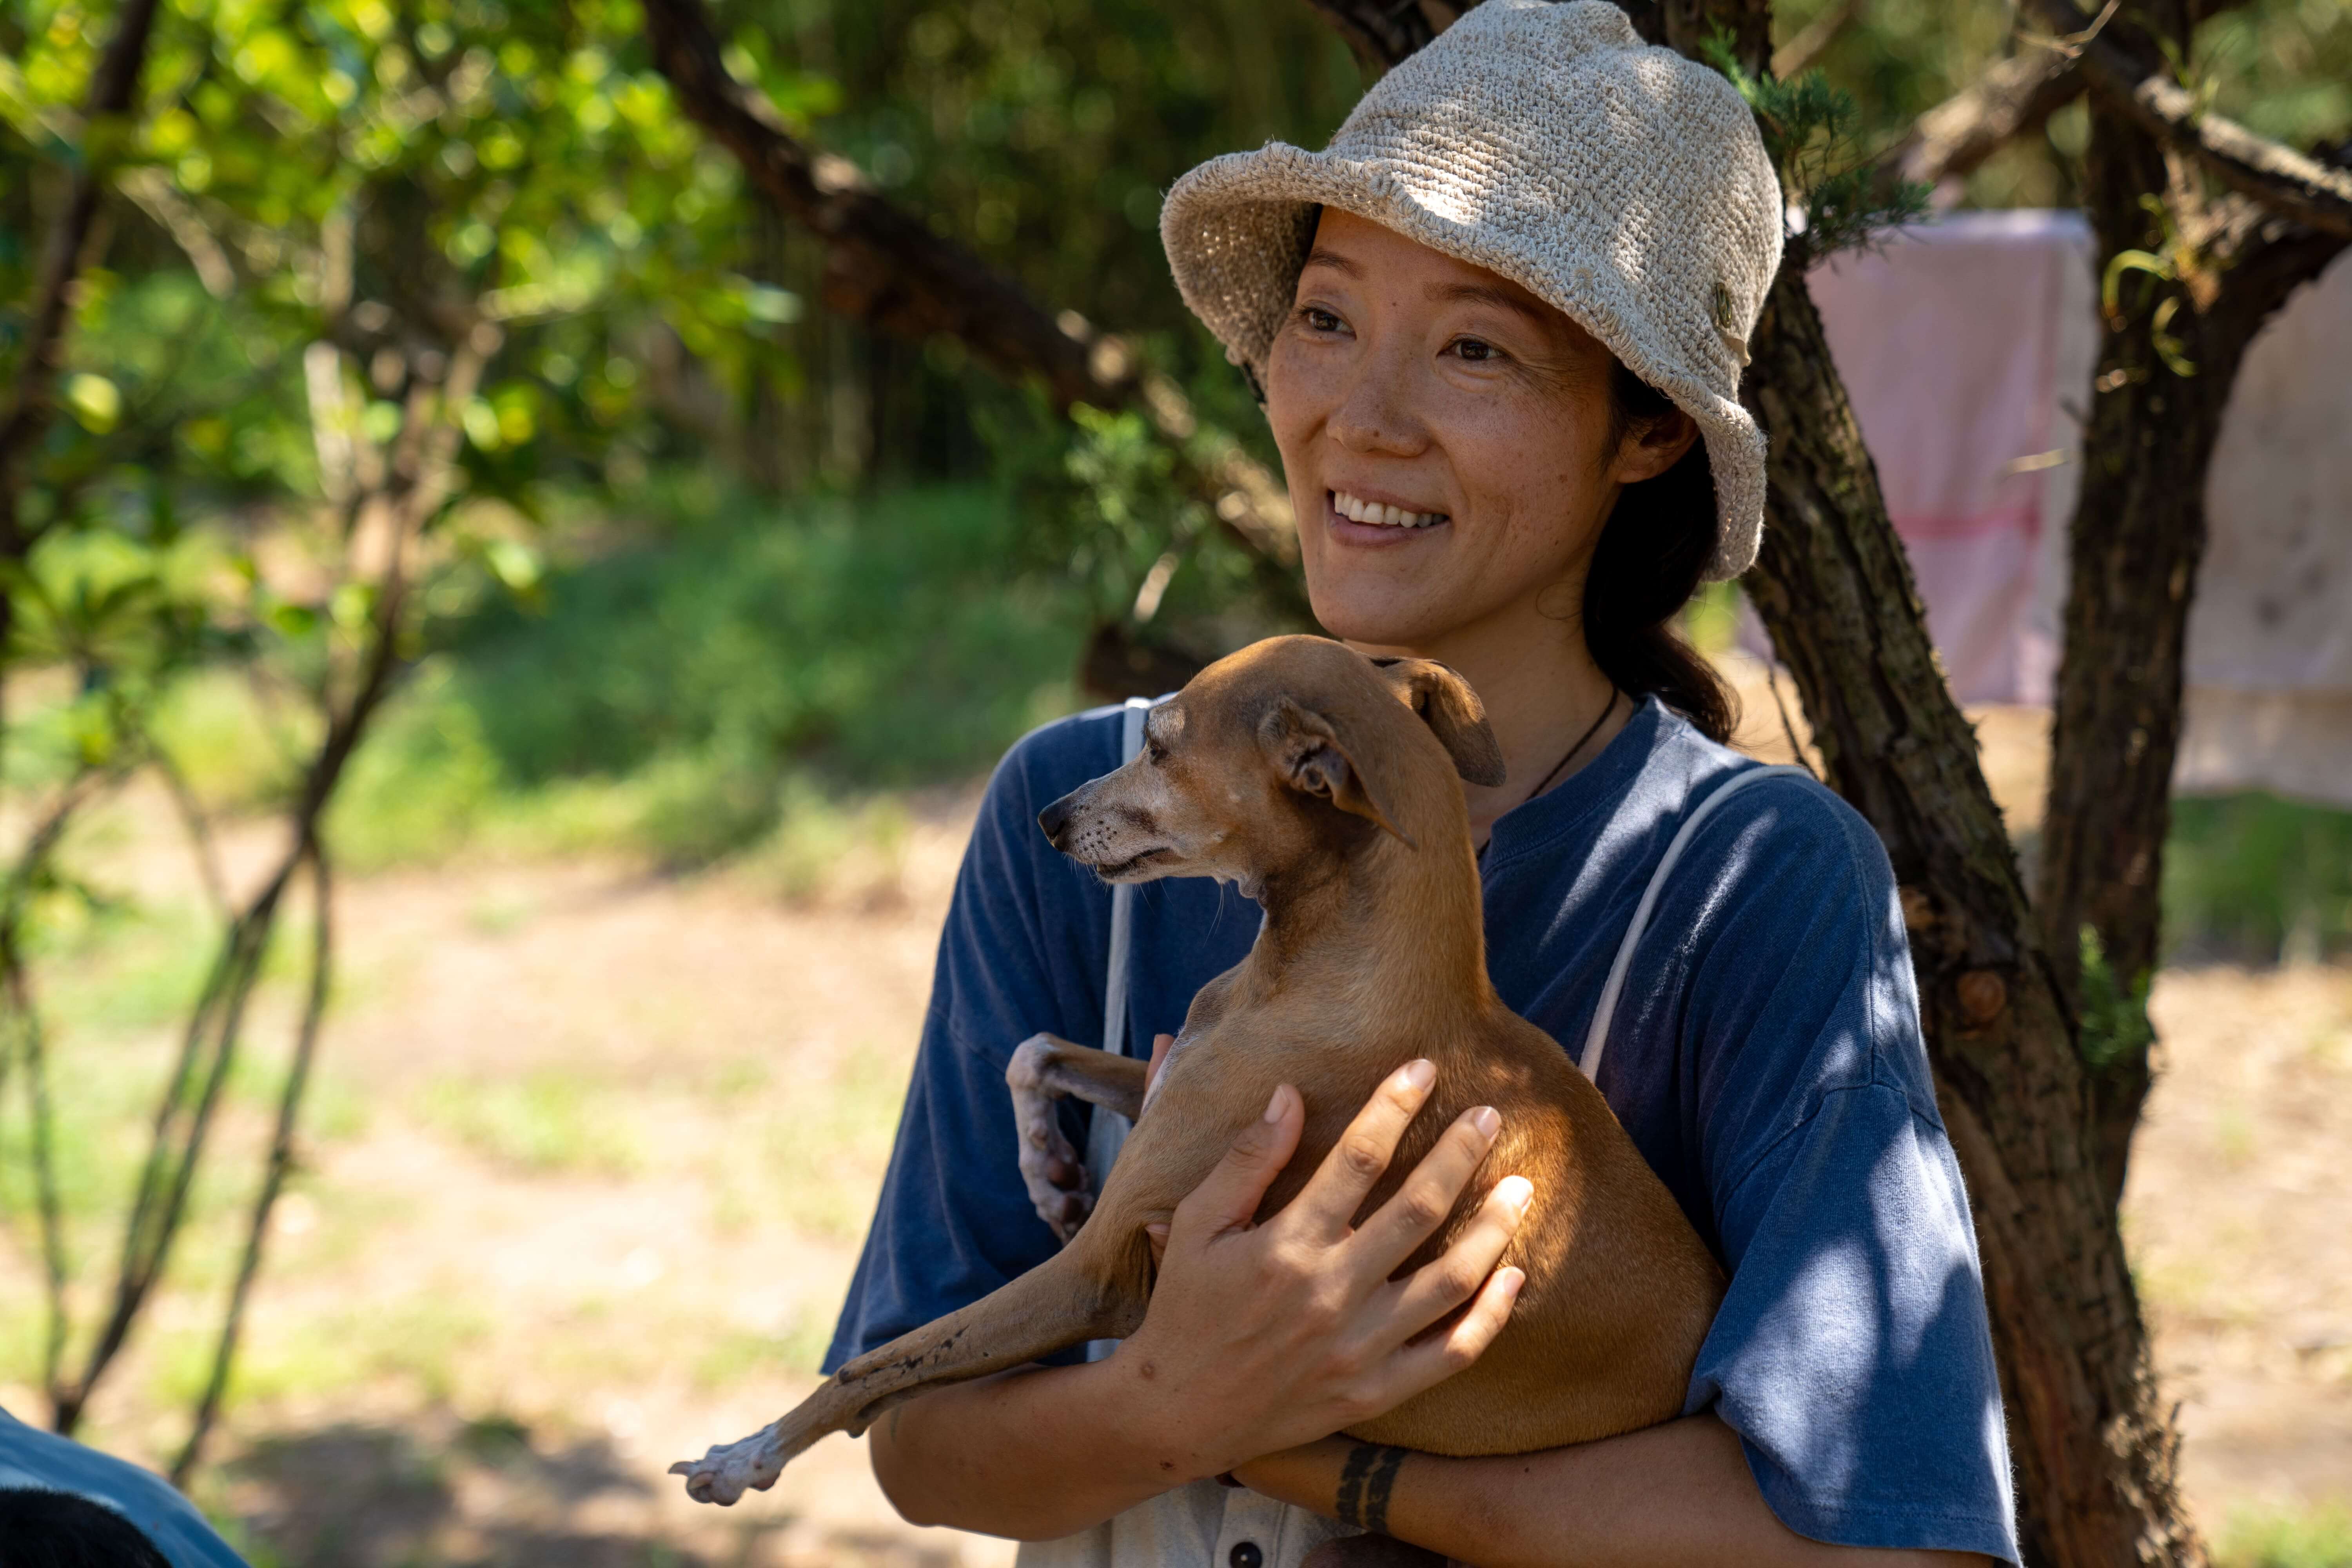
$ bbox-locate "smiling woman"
[820,4,2018,1566]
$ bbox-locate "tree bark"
[1874,46,2085,191]
[0,0,162,570]
[2034,0,2350,1206]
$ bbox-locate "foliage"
[2077,925,2155,1071]
[1703,29,1929,261]
[2166,794,2352,965]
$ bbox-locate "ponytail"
[1581,363,1740,744]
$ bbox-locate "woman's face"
[1263,207,1693,653]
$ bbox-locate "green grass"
[316,481,1087,871]
[2219,1501,2352,1568]
[2166,794,2352,966]
[416,1071,647,1179]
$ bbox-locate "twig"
[1772,0,1861,82]
[171,845,331,1486]
[2022,0,2352,238]
[150,746,233,920]
[4,949,73,1407]
[1765,663,1821,779]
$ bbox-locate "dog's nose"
[1038,792,1076,849]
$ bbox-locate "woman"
[824,4,2017,1563]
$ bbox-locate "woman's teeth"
[1332,490,1447,529]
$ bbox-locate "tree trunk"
[1736,256,2203,1568]
[2034,2,2351,1209]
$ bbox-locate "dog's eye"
[1144,737,1169,764]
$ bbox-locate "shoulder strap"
[1578,764,1814,1083]
[1083,698,1154,1186]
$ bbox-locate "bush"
[2165,794,2352,965]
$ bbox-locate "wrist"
[1089,1343,1241,1490]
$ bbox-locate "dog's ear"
[1370,659,1507,787]
[1257,697,1414,846]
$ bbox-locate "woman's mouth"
[1326,490,1450,545]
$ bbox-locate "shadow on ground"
[223,1414,967,1568]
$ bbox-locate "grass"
[416,1071,647,1180]
[2167,794,2352,966]
[313,481,1088,873]
[2219,1502,2352,1568]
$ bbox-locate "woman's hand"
[1112,1053,1532,1481]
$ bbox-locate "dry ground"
[0,672,2345,1563]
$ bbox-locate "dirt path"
[0,742,2345,1563]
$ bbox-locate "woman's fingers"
[1291,1059,1437,1240]
[1384,1174,1533,1332]
[1350,1104,1503,1276]
[1173,1083,1305,1239]
[1385,1264,1525,1395]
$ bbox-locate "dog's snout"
[1037,791,1078,848]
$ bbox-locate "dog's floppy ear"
[1258,697,1414,846]
[1370,658,1507,787]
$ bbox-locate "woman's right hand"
[1113,1057,1532,1481]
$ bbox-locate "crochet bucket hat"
[1160,0,1784,580]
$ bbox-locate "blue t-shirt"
[0,1408,250,1566]
[828,696,2020,1561]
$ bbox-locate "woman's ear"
[1613,407,1700,486]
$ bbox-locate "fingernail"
[1470,1105,1500,1138]
[1400,1059,1435,1093]
[1501,1266,1526,1299]
[1146,1222,1169,1239]
[1495,1174,1533,1214]
[1264,1085,1288,1122]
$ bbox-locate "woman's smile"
[1326,487,1452,546]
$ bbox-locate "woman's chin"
[1304,591,1461,652]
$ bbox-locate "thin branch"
[150,746,233,920]
[2023,0,2352,238]
[1874,45,2086,190]
[637,0,1299,576]
[6,948,73,1408]
[0,0,164,513]
[171,845,331,1487]
[1771,0,1861,81]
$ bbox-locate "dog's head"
[1036,635,1505,894]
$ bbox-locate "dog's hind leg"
[670,1227,1152,1505]
[1007,1033,1151,1241]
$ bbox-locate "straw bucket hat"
[1160,0,1784,580]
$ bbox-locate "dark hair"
[0,1490,174,1568]
[1581,364,1739,742]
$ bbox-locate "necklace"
[1516,686,1621,809]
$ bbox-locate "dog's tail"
[670,1236,1149,1505]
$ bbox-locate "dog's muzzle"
[1037,790,1078,850]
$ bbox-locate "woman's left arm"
[1232,1419,1992,1568]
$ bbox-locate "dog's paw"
[1007,1033,1091,1243]
[669,1423,786,1506]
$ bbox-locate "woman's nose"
[1327,358,1429,456]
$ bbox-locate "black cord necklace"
[1517,686,1621,810]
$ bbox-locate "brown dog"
[670,635,1723,1506]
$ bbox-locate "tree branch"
[0,0,162,512]
[1874,45,2085,190]
[1770,0,1860,82]
[639,0,1300,579]
[2022,0,2352,237]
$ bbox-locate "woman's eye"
[1298,306,1344,334]
[1452,337,1497,363]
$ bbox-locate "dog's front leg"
[1006,1032,1150,1242]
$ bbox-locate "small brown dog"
[671,635,1722,1506]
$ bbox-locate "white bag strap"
[1578,765,1814,1083]
[1083,698,1154,1183]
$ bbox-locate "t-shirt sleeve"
[823,716,1117,1373]
[1670,779,2020,1563]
